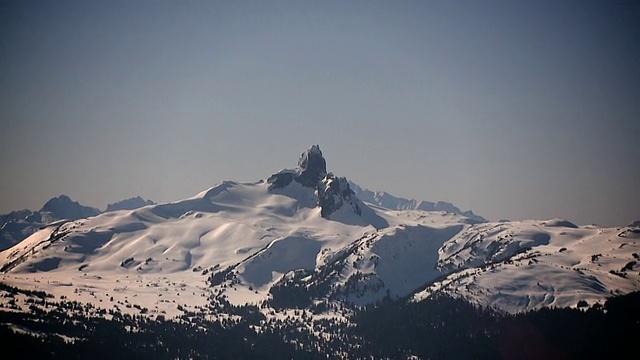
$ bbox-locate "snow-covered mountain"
[39,195,101,224]
[350,182,486,223]
[0,195,154,251]
[413,220,640,312]
[0,146,638,320]
[0,195,100,251]
[105,196,156,212]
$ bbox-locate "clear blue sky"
[1,0,638,226]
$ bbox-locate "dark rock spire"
[267,145,360,219]
[294,145,327,188]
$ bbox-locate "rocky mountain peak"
[267,145,359,219]
[317,173,361,218]
[40,195,73,212]
[39,195,100,223]
[295,145,327,188]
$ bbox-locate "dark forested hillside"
[354,293,639,359]
[2,289,638,359]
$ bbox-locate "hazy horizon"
[1,1,639,227]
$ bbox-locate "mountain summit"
[267,145,359,218]
[0,145,638,322]
[294,144,327,188]
[39,195,101,224]
[267,145,327,190]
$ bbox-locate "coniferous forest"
[1,284,638,359]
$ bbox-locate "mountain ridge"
[350,181,486,223]
[0,145,637,320]
[0,195,154,251]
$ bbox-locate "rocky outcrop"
[267,145,327,191]
[317,174,361,218]
[267,145,359,219]
[294,145,327,188]
[266,169,296,190]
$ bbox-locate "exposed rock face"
[267,170,295,190]
[267,145,359,219]
[267,145,328,191]
[317,174,361,218]
[295,145,327,188]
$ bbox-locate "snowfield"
[1,146,638,319]
[416,221,640,313]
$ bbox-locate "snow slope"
[0,170,390,316]
[0,195,100,251]
[0,195,154,251]
[0,145,638,318]
[414,220,640,312]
